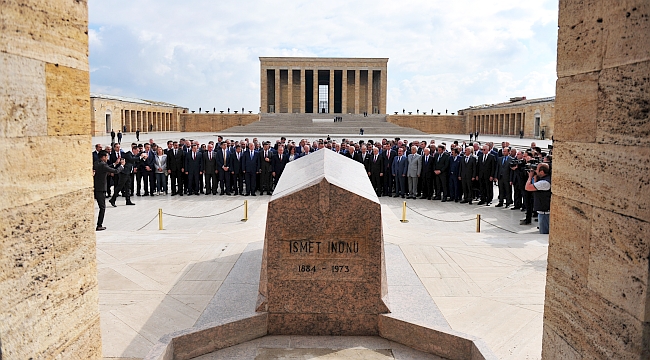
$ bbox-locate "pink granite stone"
[257,149,389,335]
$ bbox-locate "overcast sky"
[88,0,558,113]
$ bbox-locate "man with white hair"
[406,146,422,199]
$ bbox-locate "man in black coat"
[229,144,244,195]
[477,145,497,205]
[184,144,203,195]
[242,142,261,196]
[259,142,274,195]
[109,143,143,207]
[382,144,396,197]
[94,150,123,231]
[369,147,384,197]
[433,145,450,201]
[167,141,184,196]
[495,146,513,207]
[459,146,477,204]
[215,141,231,195]
[420,147,435,199]
[203,143,218,195]
[271,145,289,188]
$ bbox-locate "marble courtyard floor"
[95,132,548,360]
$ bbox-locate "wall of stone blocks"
[90,98,184,136]
[386,115,466,135]
[542,0,650,359]
[180,113,260,133]
[0,0,102,358]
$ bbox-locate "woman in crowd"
[154,147,168,195]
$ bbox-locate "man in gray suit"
[406,146,422,199]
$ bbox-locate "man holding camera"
[94,150,124,231]
[525,163,551,234]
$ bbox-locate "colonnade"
[470,112,525,135]
[121,109,176,132]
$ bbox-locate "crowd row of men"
[93,136,552,233]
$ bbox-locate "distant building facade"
[460,96,555,139]
[90,93,188,136]
[260,57,388,115]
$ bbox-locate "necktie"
[237,153,240,160]
[193,152,195,160]
[209,152,211,160]
[484,155,487,162]
[280,154,282,161]
[502,157,506,165]
[174,150,176,156]
[466,157,469,163]
[374,155,377,162]
[223,150,226,161]
[251,153,253,160]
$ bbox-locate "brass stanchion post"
[476,214,481,233]
[400,201,409,223]
[242,200,248,222]
[159,208,163,230]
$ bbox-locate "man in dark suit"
[420,148,434,199]
[184,144,203,195]
[203,143,218,195]
[110,143,143,207]
[229,144,244,195]
[94,150,123,231]
[216,141,231,195]
[433,145,450,201]
[392,148,408,198]
[259,142,274,195]
[495,146,513,207]
[459,146,477,204]
[369,147,384,196]
[382,144,396,197]
[92,144,101,164]
[271,145,289,188]
[108,143,125,197]
[242,142,261,196]
[353,146,371,173]
[448,148,462,202]
[167,141,184,196]
[477,145,497,205]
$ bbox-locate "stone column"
[354,69,360,114]
[275,68,280,113]
[368,70,373,114]
[329,69,334,114]
[341,68,347,114]
[261,66,267,114]
[300,68,305,113]
[313,70,318,114]
[543,1,650,358]
[288,69,293,114]
[380,69,387,114]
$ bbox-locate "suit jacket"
[271,153,289,175]
[382,149,397,173]
[184,151,203,174]
[167,149,184,172]
[369,154,384,175]
[121,150,142,175]
[433,152,450,173]
[421,154,434,176]
[496,155,512,180]
[204,150,218,174]
[109,150,125,168]
[229,151,244,174]
[242,150,261,173]
[392,155,408,176]
[215,148,231,172]
[354,152,371,172]
[477,153,497,179]
[449,155,461,177]
[93,161,122,191]
[459,155,478,180]
[260,149,274,172]
[406,153,422,177]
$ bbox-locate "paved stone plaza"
[94,132,549,359]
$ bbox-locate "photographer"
[525,162,551,234]
[509,150,526,210]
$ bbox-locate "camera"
[525,159,540,172]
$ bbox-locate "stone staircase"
[221,113,428,136]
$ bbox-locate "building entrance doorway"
[534,113,541,137]
[319,85,328,113]
[105,112,112,133]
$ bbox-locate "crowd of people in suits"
[92,135,552,233]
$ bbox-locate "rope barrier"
[136,213,160,231]
[161,203,244,219]
[479,218,519,234]
[405,205,475,223]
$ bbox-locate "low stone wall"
[386,115,466,134]
[180,114,259,132]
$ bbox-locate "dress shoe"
[401,195,405,198]
[520,219,531,225]
[427,197,432,200]
[109,199,117,207]
[467,201,473,205]
[460,200,469,204]
[267,192,272,195]
[485,202,492,206]
[511,207,520,210]
[96,226,106,231]
[226,192,232,196]
[126,202,135,205]
[144,192,149,196]
[251,193,256,196]
[455,199,460,203]
[433,197,441,200]
[136,193,142,196]
[150,193,155,197]
[171,193,177,196]
[495,203,503,207]
[441,199,447,202]
[477,201,485,205]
